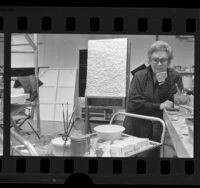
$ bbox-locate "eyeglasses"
[151,58,168,64]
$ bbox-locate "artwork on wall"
[85,38,129,98]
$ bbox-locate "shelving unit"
[177,71,194,76]
[80,102,113,122]
[11,34,41,135]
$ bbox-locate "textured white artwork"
[85,38,128,97]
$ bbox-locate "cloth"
[123,65,183,143]
[13,75,43,102]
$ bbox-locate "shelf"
[81,106,113,122]
[89,117,110,122]
[177,71,194,75]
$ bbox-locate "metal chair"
[11,75,42,138]
[109,112,166,157]
[10,128,39,156]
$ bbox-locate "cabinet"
[78,97,113,122]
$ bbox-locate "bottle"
[189,95,194,107]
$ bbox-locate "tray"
[87,133,162,157]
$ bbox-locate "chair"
[11,101,39,137]
[109,112,166,157]
[10,128,39,156]
[11,75,43,138]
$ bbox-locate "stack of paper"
[11,93,30,104]
[110,136,149,157]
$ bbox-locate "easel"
[85,97,128,133]
[84,39,131,134]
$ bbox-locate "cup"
[174,93,189,105]
[156,71,167,83]
[70,133,90,156]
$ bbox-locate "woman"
[123,40,183,156]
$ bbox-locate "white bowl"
[94,124,125,141]
[50,137,71,156]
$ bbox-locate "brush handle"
[63,112,66,133]
[65,113,75,141]
[66,102,68,133]
[62,104,66,134]
[175,83,181,94]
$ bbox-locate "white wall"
[11,34,194,71]
[11,34,45,68]
[159,35,194,68]
[42,34,88,69]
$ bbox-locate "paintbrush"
[63,113,75,150]
[63,108,75,145]
[66,102,69,135]
[62,103,66,134]
[65,118,75,141]
[62,113,75,156]
[175,83,181,94]
[63,101,77,146]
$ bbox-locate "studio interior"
[0,34,194,157]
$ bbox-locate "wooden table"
[163,107,193,158]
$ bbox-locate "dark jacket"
[123,65,183,142]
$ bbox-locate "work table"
[163,106,193,158]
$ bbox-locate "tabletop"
[163,106,193,158]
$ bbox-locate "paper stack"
[11,83,30,104]
[11,93,30,104]
[110,136,149,157]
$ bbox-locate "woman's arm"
[127,75,160,113]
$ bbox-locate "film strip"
[0,7,199,184]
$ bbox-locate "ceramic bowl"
[50,137,71,156]
[94,124,125,141]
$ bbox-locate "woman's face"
[149,51,169,74]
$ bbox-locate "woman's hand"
[156,71,167,83]
[160,100,173,110]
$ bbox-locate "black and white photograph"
[0,33,4,156]
[10,34,194,158]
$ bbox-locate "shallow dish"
[185,117,194,139]
[166,106,179,111]
[94,124,125,141]
[185,117,194,125]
